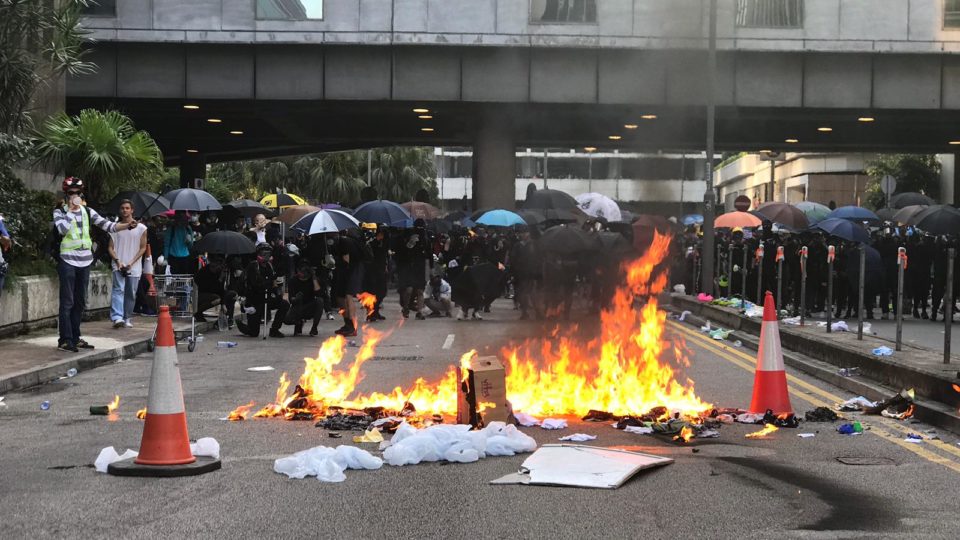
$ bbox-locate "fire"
[136,408,147,420]
[952,384,960,393]
[673,425,695,443]
[107,395,120,413]
[228,401,256,421]
[357,293,377,318]
[745,423,779,439]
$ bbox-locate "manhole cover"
[370,355,423,362]
[836,456,896,466]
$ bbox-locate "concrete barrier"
[0,270,111,338]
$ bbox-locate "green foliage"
[864,154,942,209]
[0,165,57,283]
[33,109,164,203]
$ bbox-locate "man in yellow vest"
[53,177,138,352]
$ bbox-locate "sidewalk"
[0,316,211,394]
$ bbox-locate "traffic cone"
[108,306,220,476]
[748,291,793,415]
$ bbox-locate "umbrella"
[401,201,442,220]
[793,201,831,225]
[277,205,320,225]
[260,193,306,209]
[875,207,898,222]
[597,231,632,254]
[538,225,598,257]
[889,192,934,209]
[681,214,704,226]
[224,199,275,219]
[476,209,526,227]
[451,262,506,309]
[104,191,170,219]
[291,209,360,235]
[619,210,637,223]
[754,202,809,230]
[427,219,453,234]
[443,210,468,222]
[892,204,929,224]
[193,231,256,255]
[164,188,223,211]
[516,209,545,226]
[575,193,622,222]
[825,205,879,223]
[523,188,579,211]
[912,205,960,235]
[353,200,413,227]
[715,211,762,229]
[813,218,870,243]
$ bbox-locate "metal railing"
[736,0,804,28]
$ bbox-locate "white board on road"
[442,334,455,350]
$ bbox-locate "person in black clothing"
[330,232,364,336]
[395,220,430,320]
[193,256,237,324]
[286,260,323,336]
[907,234,932,319]
[508,227,541,320]
[361,223,389,322]
[236,243,289,338]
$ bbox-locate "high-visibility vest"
[60,207,92,253]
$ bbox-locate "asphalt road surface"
[2,299,959,539]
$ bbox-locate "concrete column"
[473,113,516,210]
[179,153,207,189]
[940,153,959,206]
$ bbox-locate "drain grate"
[370,355,423,362]
[836,456,896,466]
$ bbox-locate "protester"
[330,231,364,336]
[286,260,323,336]
[107,199,147,328]
[163,210,195,274]
[396,219,430,320]
[424,274,452,318]
[236,242,289,338]
[193,256,237,325]
[53,177,138,352]
[361,223,389,322]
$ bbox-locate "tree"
[33,109,164,202]
[865,154,941,209]
[368,147,437,203]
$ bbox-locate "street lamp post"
[700,0,718,296]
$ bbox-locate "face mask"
[70,195,82,207]
[326,239,335,246]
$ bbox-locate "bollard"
[896,247,906,352]
[857,245,866,341]
[755,244,765,305]
[741,246,748,311]
[799,246,808,326]
[826,245,835,333]
[945,248,955,364]
[776,246,785,318]
[727,242,734,298]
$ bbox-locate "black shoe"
[913,310,921,319]
[401,310,410,319]
[483,306,491,313]
[416,312,426,320]
[334,325,357,337]
[57,340,78,353]
[931,315,938,322]
[427,312,442,318]
[194,313,207,323]
[269,329,285,338]
[293,325,303,336]
[921,311,929,320]
[309,327,318,337]
[76,339,94,350]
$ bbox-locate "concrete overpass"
[68,0,960,206]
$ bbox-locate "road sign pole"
[896,247,906,352]
[945,248,954,364]
[857,246,866,341]
[826,245,835,333]
[727,242,734,297]
[776,246,784,317]
[800,246,808,326]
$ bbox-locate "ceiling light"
[584,147,597,152]
[785,138,799,143]
[183,104,200,110]
[817,126,833,132]
[421,127,434,132]
[229,130,244,135]
[207,118,222,123]
[418,115,433,119]
[858,117,875,122]
[950,141,960,145]
[624,124,639,130]
[759,149,772,153]
[641,114,658,120]
[413,108,429,114]
[608,135,622,141]
[186,149,199,153]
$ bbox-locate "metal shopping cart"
[148,274,199,352]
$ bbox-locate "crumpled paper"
[623,426,654,435]
[353,428,384,444]
[735,413,765,424]
[274,445,383,482]
[382,421,536,466]
[540,418,568,430]
[559,433,597,442]
[872,346,893,356]
[678,310,692,322]
[94,447,138,473]
[513,412,540,427]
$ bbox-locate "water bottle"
[66,368,77,377]
[217,341,238,349]
[40,400,50,410]
[195,334,204,343]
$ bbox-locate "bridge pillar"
[473,113,516,210]
[179,153,206,189]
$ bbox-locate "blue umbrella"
[353,200,412,227]
[814,218,870,243]
[681,214,704,226]
[476,209,526,227]
[825,205,879,223]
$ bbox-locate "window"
[946,0,960,29]
[530,0,597,24]
[735,0,803,28]
[81,0,116,17]
[256,0,323,21]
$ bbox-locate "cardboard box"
[456,355,511,427]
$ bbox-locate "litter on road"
[872,346,894,356]
[381,421,536,466]
[273,445,382,482]
[513,412,540,427]
[623,426,654,435]
[540,418,568,430]
[805,407,839,422]
[837,422,864,435]
[246,366,274,372]
[353,428,384,444]
[838,396,878,411]
[490,445,673,489]
[559,433,597,442]
[798,433,816,438]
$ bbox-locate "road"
[2,299,959,539]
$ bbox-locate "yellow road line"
[670,321,960,473]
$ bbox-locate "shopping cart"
[147,274,199,352]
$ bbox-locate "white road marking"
[442,334,455,350]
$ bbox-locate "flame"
[357,293,377,318]
[228,401,256,421]
[136,408,147,420]
[952,384,960,393]
[745,423,779,438]
[673,425,695,443]
[107,395,120,413]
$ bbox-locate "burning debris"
[228,401,255,421]
[89,395,120,417]
[865,388,915,419]
[136,408,147,420]
[745,424,779,439]
[357,293,377,318]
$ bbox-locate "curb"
[0,322,216,395]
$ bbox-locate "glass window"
[735,0,803,28]
[946,0,960,29]
[81,0,116,17]
[530,0,597,24]
[257,0,324,21]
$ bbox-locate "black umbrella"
[912,205,960,235]
[889,192,934,209]
[427,218,453,234]
[224,199,275,219]
[813,218,870,243]
[164,188,223,211]
[451,262,506,309]
[194,231,256,255]
[523,189,579,211]
[597,231,633,254]
[104,191,171,219]
[443,210,468,223]
[875,207,898,222]
[538,225,599,257]
[892,204,928,224]
[516,209,545,226]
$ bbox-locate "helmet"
[361,222,378,231]
[62,177,84,193]
[255,242,273,255]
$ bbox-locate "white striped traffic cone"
[748,291,794,415]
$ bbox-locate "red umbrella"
[401,201,442,220]
[715,211,762,229]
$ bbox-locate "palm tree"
[33,109,163,202]
[368,147,437,203]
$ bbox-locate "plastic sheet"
[94,447,138,473]
[273,445,383,482]
[513,412,540,427]
[540,418,568,430]
[559,433,597,442]
[190,437,220,459]
[382,421,536,467]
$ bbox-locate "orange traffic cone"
[108,306,220,476]
[748,291,793,415]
